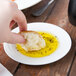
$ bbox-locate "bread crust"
[19,31,42,38]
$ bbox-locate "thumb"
[6,32,25,44]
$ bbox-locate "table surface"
[0,0,76,76]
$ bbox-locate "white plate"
[3,22,72,65]
[14,0,42,10]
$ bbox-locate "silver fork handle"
[48,0,54,5]
[32,0,54,16]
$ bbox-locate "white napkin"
[0,63,13,76]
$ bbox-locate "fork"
[32,0,54,16]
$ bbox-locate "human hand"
[0,0,27,44]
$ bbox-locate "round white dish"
[14,0,42,10]
[3,22,72,65]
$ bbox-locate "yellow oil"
[16,32,59,58]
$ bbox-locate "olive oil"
[16,32,59,58]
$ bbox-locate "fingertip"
[20,26,27,31]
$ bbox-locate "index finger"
[13,5,27,31]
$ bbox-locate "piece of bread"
[19,31,46,52]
